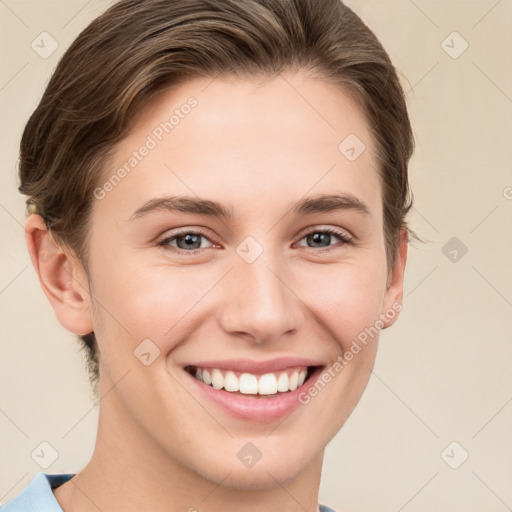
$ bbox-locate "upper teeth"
[192,366,308,395]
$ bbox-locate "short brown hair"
[19,0,415,397]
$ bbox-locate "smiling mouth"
[184,365,323,398]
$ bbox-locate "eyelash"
[157,227,353,255]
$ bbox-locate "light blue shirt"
[0,473,338,511]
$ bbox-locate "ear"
[380,228,408,329]
[25,214,94,335]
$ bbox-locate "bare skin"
[26,69,407,512]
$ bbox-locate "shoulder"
[0,472,75,511]
[319,504,339,512]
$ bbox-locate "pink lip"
[182,364,325,423]
[183,357,324,374]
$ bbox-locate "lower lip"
[183,367,324,422]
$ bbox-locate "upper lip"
[184,357,325,374]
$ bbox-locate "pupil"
[178,233,201,249]
[308,232,330,248]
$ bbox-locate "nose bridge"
[218,244,301,343]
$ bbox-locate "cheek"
[297,261,386,353]
[91,260,212,351]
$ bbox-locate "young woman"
[3,0,414,510]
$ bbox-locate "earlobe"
[25,214,94,335]
[381,228,408,329]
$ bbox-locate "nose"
[217,250,303,344]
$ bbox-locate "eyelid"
[293,226,353,253]
[157,225,353,255]
[296,225,353,242]
[157,227,219,251]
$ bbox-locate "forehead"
[97,71,382,224]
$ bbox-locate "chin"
[209,463,304,491]
[190,441,319,491]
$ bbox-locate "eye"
[157,226,352,255]
[158,229,216,253]
[295,227,352,252]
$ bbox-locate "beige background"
[1,1,511,510]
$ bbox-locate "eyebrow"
[128,193,371,221]
[129,196,233,221]
[290,193,371,217]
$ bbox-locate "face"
[40,71,406,489]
